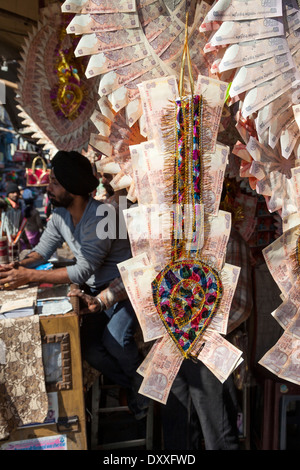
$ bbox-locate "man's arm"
[19,250,45,268]
[0,262,71,290]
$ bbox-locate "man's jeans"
[161,359,240,450]
[81,298,141,388]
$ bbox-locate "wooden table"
[0,284,87,450]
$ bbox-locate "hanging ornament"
[151,15,223,359]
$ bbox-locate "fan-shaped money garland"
[16,3,100,157]
[201,0,300,218]
[200,0,300,386]
[58,0,300,391]
[60,0,219,195]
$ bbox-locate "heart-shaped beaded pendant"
[152,259,223,358]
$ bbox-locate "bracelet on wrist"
[96,296,105,311]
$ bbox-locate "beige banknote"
[271,298,300,330]
[137,340,160,377]
[85,43,153,77]
[209,17,284,47]
[230,52,294,98]
[200,210,232,271]
[130,140,167,205]
[293,104,300,130]
[283,211,300,232]
[195,75,228,153]
[75,30,144,57]
[90,133,113,156]
[241,68,300,118]
[203,0,283,23]
[137,75,178,147]
[98,56,160,96]
[267,171,297,219]
[284,0,299,16]
[204,143,229,216]
[130,145,153,204]
[259,331,300,385]
[268,106,294,148]
[81,0,137,13]
[286,9,300,33]
[124,203,172,268]
[138,334,183,404]
[126,96,144,126]
[148,209,172,271]
[263,224,300,296]
[123,205,153,259]
[143,14,172,42]
[107,86,143,123]
[209,263,241,335]
[61,0,89,12]
[118,253,166,342]
[95,155,121,174]
[218,37,290,73]
[138,0,168,27]
[255,90,294,134]
[62,0,137,13]
[141,142,169,205]
[280,119,299,159]
[291,167,300,211]
[66,11,139,35]
[287,28,300,54]
[197,330,243,383]
[149,20,184,57]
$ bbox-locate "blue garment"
[81,298,140,388]
[161,359,239,450]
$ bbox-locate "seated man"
[0,150,147,419]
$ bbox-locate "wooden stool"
[90,376,154,450]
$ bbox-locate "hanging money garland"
[58,0,300,392]
[60,0,219,198]
[17,3,100,156]
[200,0,300,387]
[151,31,223,358]
[116,27,244,400]
[60,1,243,401]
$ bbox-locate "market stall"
[0,283,87,450]
[1,0,300,451]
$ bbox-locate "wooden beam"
[0,8,37,25]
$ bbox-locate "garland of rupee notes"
[57,0,245,403]
[60,0,219,200]
[200,0,300,387]
[119,37,243,400]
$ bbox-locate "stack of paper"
[0,297,36,318]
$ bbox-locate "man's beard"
[47,191,74,208]
[8,195,19,203]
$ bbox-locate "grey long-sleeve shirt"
[34,197,131,291]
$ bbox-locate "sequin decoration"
[51,28,87,120]
[152,259,223,358]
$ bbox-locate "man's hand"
[0,264,33,290]
[68,288,103,315]
[0,261,18,272]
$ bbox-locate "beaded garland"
[152,93,223,358]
